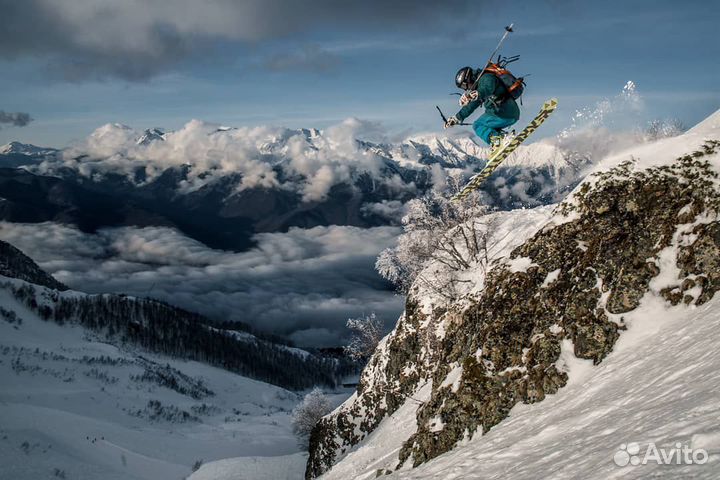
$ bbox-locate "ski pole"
[469,23,514,92]
[436,106,471,126]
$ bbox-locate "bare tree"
[376,190,498,300]
[644,118,686,141]
[345,313,384,362]
[291,388,332,449]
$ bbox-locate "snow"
[25,113,582,206]
[428,416,445,433]
[377,294,720,480]
[189,453,308,480]
[3,101,717,480]
[440,363,464,393]
[554,339,594,385]
[649,209,719,293]
[415,205,554,314]
[541,268,561,288]
[561,107,720,205]
[0,281,328,480]
[0,141,57,157]
[686,108,720,135]
[506,256,537,273]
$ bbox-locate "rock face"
[306,139,720,478]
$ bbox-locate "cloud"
[0,0,474,81]
[0,111,33,128]
[263,45,340,72]
[0,221,403,347]
[33,117,404,202]
[360,200,406,223]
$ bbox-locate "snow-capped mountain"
[0,141,57,157]
[34,121,583,185]
[0,141,58,168]
[305,110,720,479]
[136,128,166,145]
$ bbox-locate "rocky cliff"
[306,111,720,478]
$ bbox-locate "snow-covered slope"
[564,108,720,196]
[189,453,308,480]
[351,295,720,480]
[0,238,348,391]
[307,108,720,479]
[0,277,303,480]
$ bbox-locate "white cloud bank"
[0,221,404,347]
[35,118,411,203]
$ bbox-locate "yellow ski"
[453,98,558,201]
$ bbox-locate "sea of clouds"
[0,221,403,347]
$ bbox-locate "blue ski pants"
[473,112,518,145]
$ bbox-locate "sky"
[1,0,719,147]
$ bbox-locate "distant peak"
[0,141,57,156]
[137,127,166,145]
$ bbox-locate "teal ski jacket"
[455,72,520,122]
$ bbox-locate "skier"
[444,65,521,152]
[441,25,558,201]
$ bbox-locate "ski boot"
[489,134,504,154]
[489,130,516,157]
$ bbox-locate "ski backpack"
[483,55,525,101]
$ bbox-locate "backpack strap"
[483,62,524,102]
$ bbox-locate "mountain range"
[0,122,589,251]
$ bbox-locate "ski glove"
[444,116,460,129]
[459,90,479,107]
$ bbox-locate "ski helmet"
[455,66,475,90]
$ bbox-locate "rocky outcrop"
[306,301,430,476]
[307,139,720,478]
